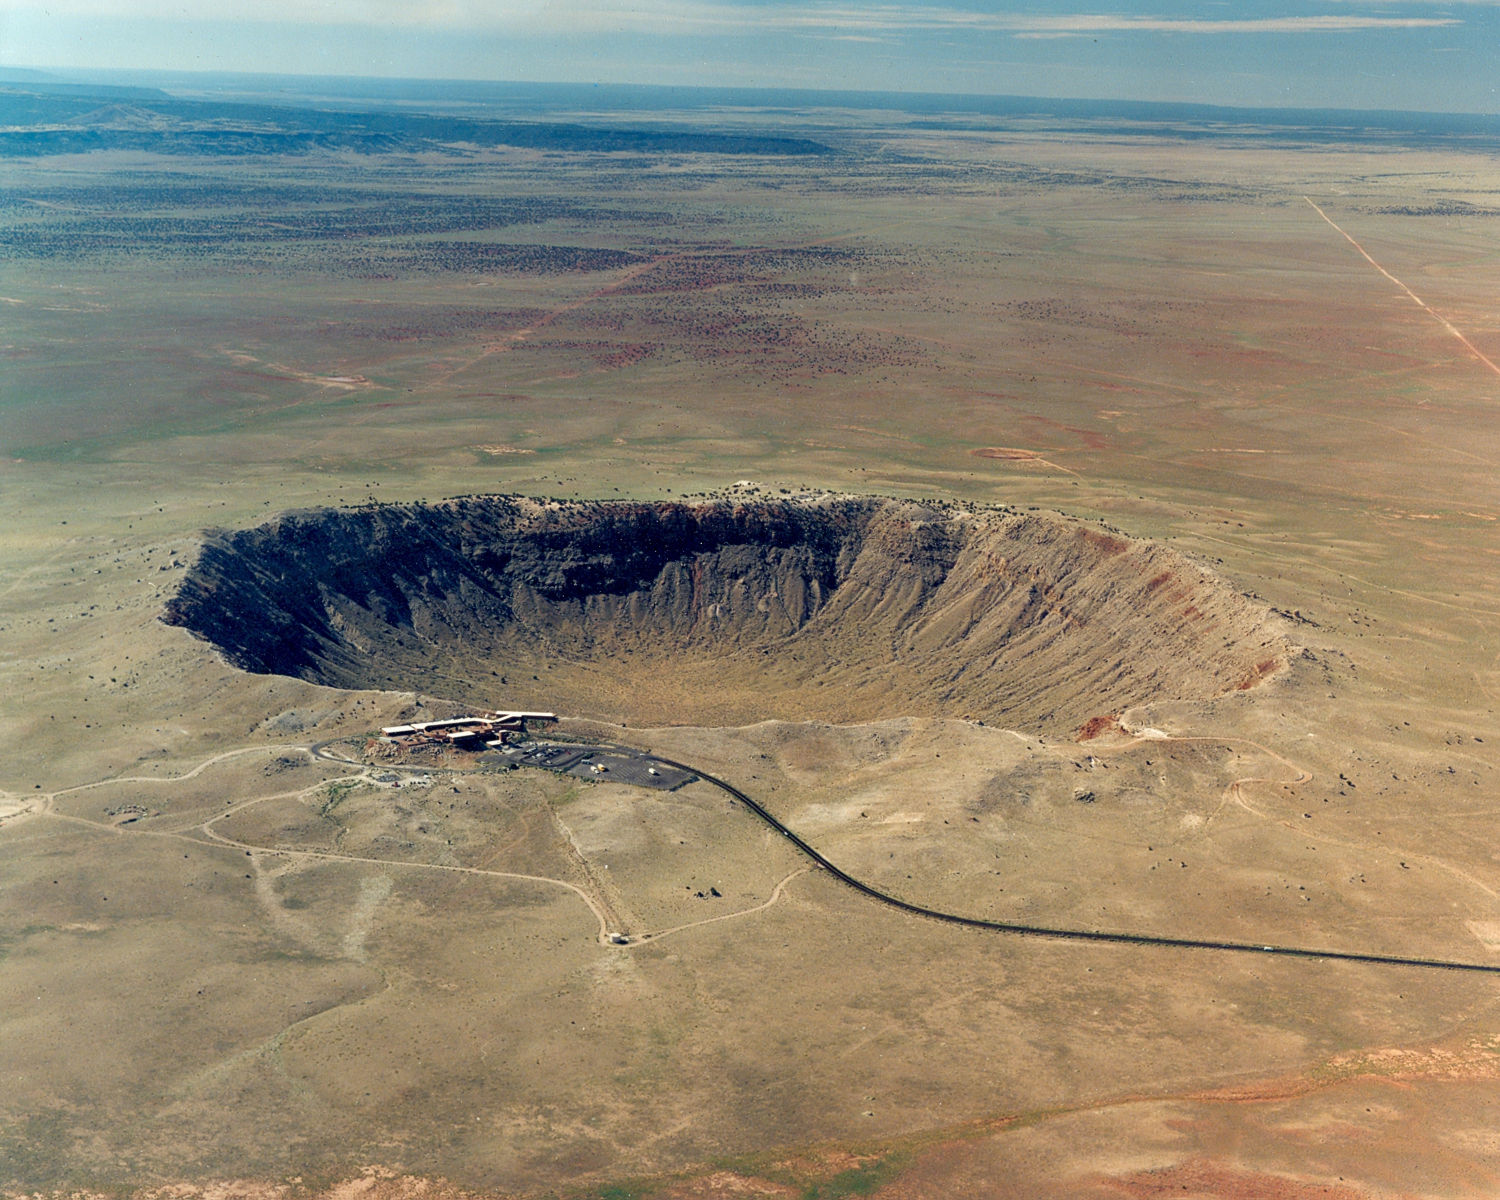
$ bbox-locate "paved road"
[312,733,1500,973]
[651,754,1500,976]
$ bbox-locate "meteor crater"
[165,495,1287,730]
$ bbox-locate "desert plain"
[3,83,1500,1197]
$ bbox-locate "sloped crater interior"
[164,495,1288,731]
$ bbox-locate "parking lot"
[485,741,697,790]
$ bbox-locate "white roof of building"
[381,711,556,737]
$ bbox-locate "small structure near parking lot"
[380,710,556,749]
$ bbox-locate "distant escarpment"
[164,495,1288,731]
[0,83,831,159]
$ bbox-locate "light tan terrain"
[3,111,1500,1198]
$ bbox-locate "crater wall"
[164,495,1288,731]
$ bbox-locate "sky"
[3,0,1497,114]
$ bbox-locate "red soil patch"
[1078,528,1130,556]
[1236,657,1281,690]
[1017,413,1112,451]
[1076,713,1123,742]
[1094,1159,1373,1199]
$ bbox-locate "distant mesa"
[0,82,833,158]
[163,495,1287,732]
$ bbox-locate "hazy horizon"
[6,62,1499,130]
[2,0,1496,116]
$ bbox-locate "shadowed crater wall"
[164,495,1287,731]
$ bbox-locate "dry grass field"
[4,96,1500,1198]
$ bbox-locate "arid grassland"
[3,89,1500,1198]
